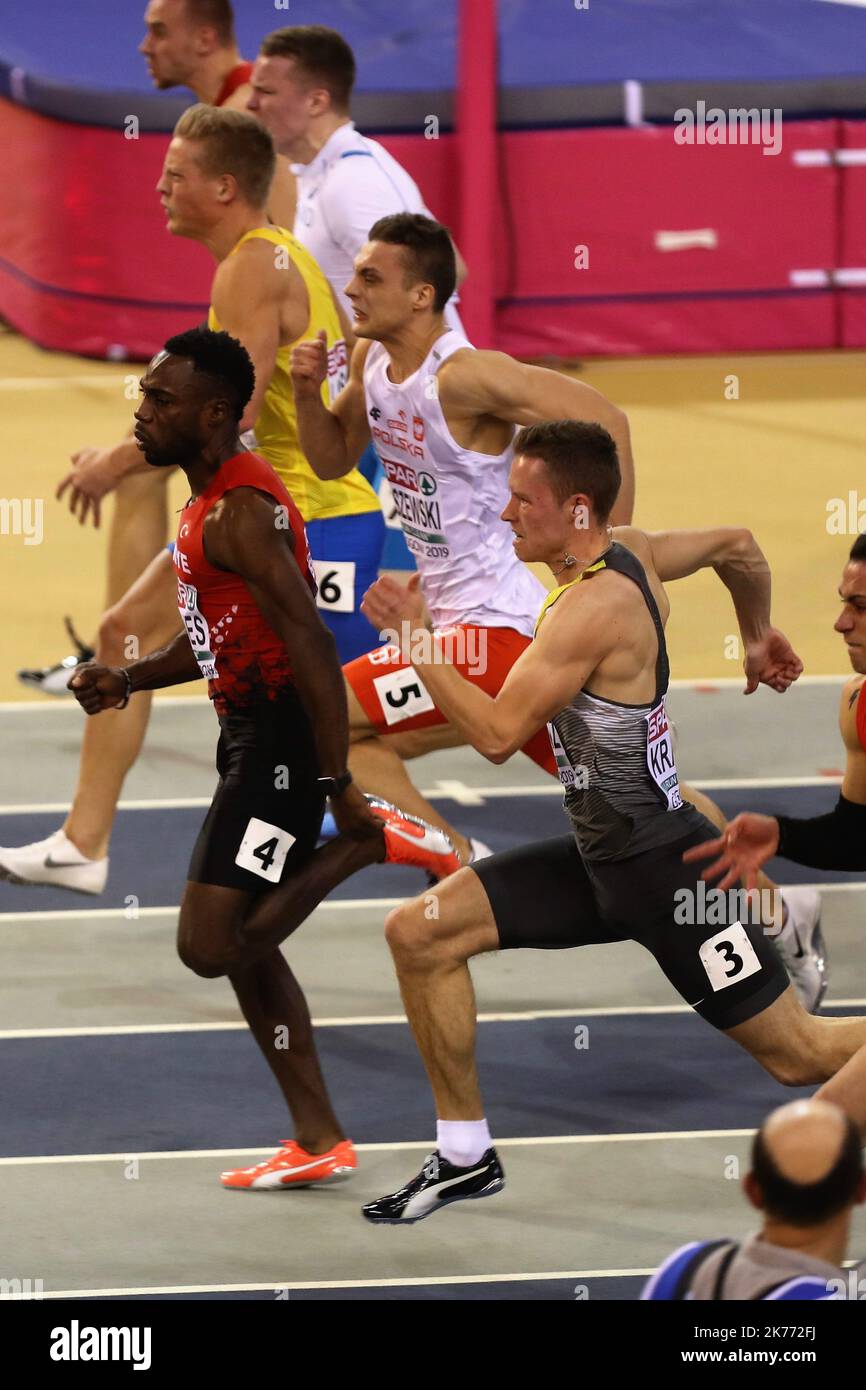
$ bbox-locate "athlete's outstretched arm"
[442,351,635,524]
[292,334,371,479]
[362,574,615,763]
[69,632,202,713]
[685,677,866,881]
[632,524,802,694]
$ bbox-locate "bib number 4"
[235,817,296,883]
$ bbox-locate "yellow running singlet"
[208,226,379,522]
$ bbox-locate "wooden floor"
[0,324,861,701]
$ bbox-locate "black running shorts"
[471,823,789,1031]
[187,690,326,894]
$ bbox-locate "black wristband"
[115,668,134,710]
[317,771,353,798]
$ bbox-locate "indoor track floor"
[0,687,863,1301]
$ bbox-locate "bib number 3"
[699,923,762,993]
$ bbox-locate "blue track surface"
[0,784,858,914]
[87,1275,646,1300]
[0,1010,837,1158]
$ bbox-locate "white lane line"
[0,695,208,713]
[35,1252,862,1299]
[0,677,850,711]
[0,899,403,924]
[0,774,846,815]
[34,1268,653,1298]
[1,879,861,927]
[0,1128,759,1168]
[1,996,863,1042]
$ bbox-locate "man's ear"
[743,1171,763,1212]
[204,398,233,430]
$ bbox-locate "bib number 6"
[312,559,356,614]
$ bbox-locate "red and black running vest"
[172,452,316,714]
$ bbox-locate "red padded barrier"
[0,96,457,358]
[494,121,840,355]
[0,93,854,358]
[838,120,866,347]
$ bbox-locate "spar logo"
[383,459,418,491]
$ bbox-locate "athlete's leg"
[726,988,866,1135]
[177,829,387,1152]
[229,949,343,1153]
[343,627,552,864]
[105,467,173,609]
[383,837,608,1120]
[384,867,500,1118]
[177,835,386,979]
[64,548,180,859]
[347,684,475,860]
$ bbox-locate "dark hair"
[260,25,355,111]
[752,1114,863,1227]
[513,420,621,523]
[184,0,236,46]
[174,105,275,206]
[163,327,255,420]
[850,533,866,563]
[368,213,456,314]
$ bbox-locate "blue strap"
[339,150,374,159]
[643,1242,711,1300]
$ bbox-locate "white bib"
[646,699,682,811]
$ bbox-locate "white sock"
[56,830,99,864]
[436,1118,492,1168]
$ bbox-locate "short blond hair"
[173,104,275,207]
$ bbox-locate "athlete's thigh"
[471,836,616,950]
[724,981,811,1062]
[178,879,252,964]
[612,826,789,1031]
[112,545,181,642]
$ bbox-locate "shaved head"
[748,1099,863,1227]
[762,1100,849,1184]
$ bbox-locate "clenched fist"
[68,663,130,714]
[290,328,329,399]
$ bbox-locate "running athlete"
[66,328,457,1190]
[685,533,866,885]
[289,210,821,991]
[357,420,866,1224]
[248,22,466,570]
[0,108,381,894]
[291,212,635,865]
[20,0,294,696]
